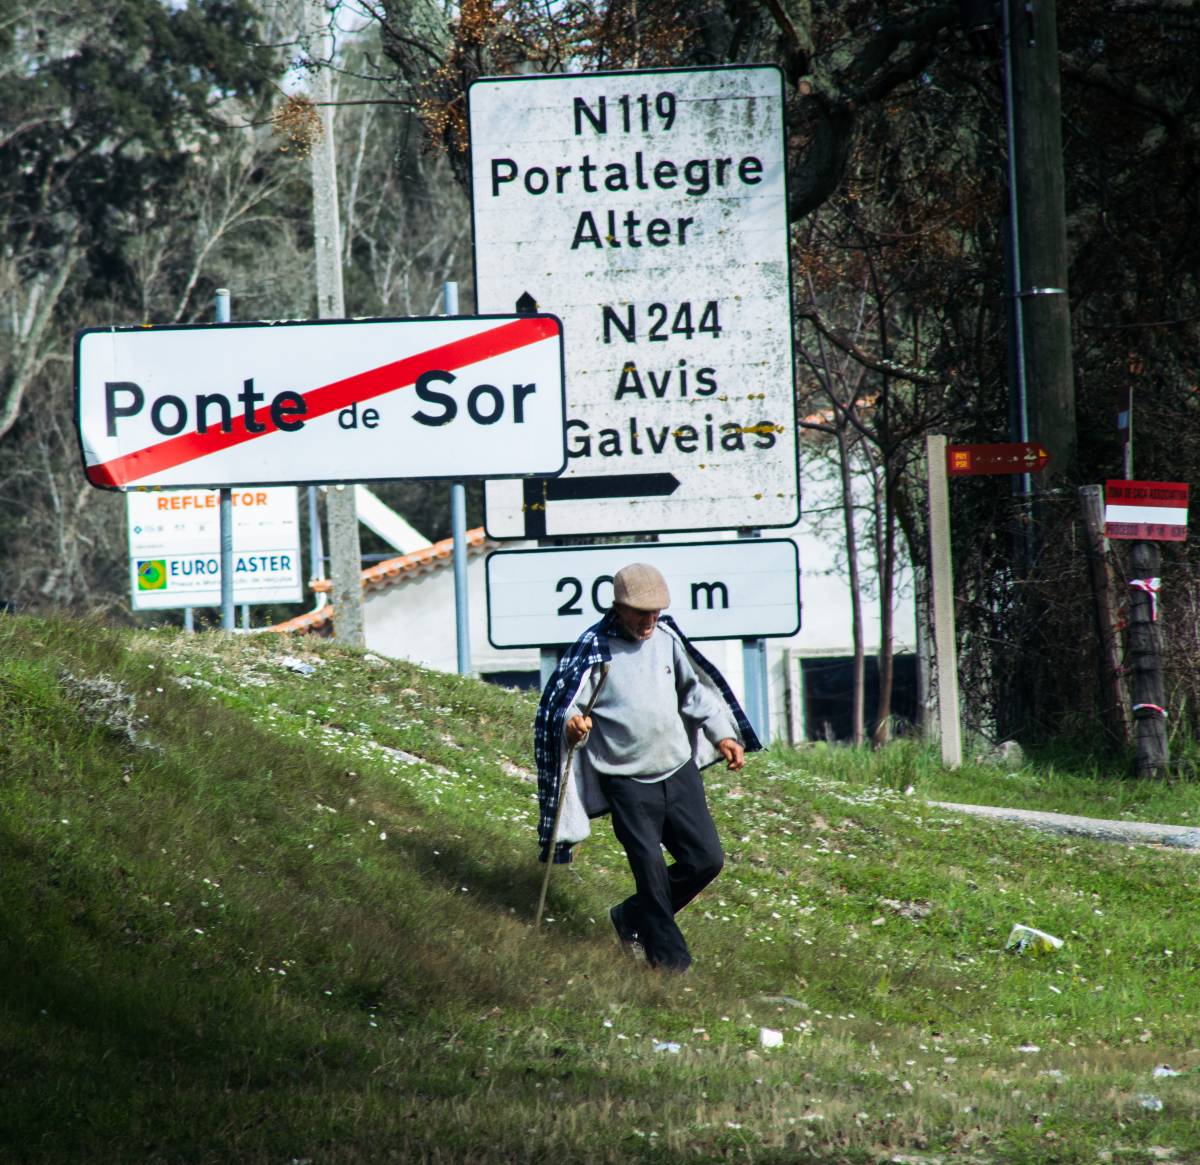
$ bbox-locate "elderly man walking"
[534,562,760,973]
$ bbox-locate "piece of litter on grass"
[1139,1094,1164,1112]
[653,1041,682,1054]
[1006,924,1063,954]
[1017,1044,1041,1054]
[759,1028,783,1049]
[1153,1065,1183,1078]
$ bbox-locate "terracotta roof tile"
[269,527,494,636]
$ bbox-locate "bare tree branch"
[795,301,942,385]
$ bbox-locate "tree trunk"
[872,461,897,746]
[1127,541,1169,777]
[838,424,866,746]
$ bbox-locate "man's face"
[614,603,661,641]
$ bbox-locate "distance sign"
[485,539,800,648]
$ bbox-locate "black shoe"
[609,904,645,962]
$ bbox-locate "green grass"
[807,734,1200,826]
[2,613,1199,1163]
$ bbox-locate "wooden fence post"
[1078,486,1131,747]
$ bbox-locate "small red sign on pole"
[1104,480,1189,542]
[946,442,1051,476]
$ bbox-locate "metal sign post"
[214,288,235,631]
[738,528,770,742]
[445,280,472,676]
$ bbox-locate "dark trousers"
[600,759,723,972]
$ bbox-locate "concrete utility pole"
[1006,0,1076,486]
[309,0,365,647]
[925,435,963,769]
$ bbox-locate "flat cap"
[612,562,670,611]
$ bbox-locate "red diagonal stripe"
[87,316,559,488]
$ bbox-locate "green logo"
[136,560,168,591]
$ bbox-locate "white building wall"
[363,555,540,678]
[355,515,915,746]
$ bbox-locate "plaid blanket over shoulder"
[533,611,615,865]
[534,611,762,864]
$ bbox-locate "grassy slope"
[1,614,1199,1164]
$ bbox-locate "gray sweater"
[567,622,737,781]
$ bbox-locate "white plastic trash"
[1006,924,1064,955]
[759,1028,784,1049]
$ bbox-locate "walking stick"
[534,662,610,929]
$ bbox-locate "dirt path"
[929,800,1200,851]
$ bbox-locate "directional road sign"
[76,315,566,489]
[469,65,797,538]
[127,486,303,610]
[485,539,800,648]
[1105,480,1189,542]
[946,441,1051,476]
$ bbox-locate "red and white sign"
[1105,480,1189,542]
[76,315,566,490]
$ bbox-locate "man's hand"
[717,738,745,771]
[566,714,592,745]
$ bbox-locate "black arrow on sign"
[522,473,680,537]
[547,473,679,501]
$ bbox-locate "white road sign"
[76,314,566,489]
[128,486,302,610]
[485,539,800,647]
[469,65,797,538]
